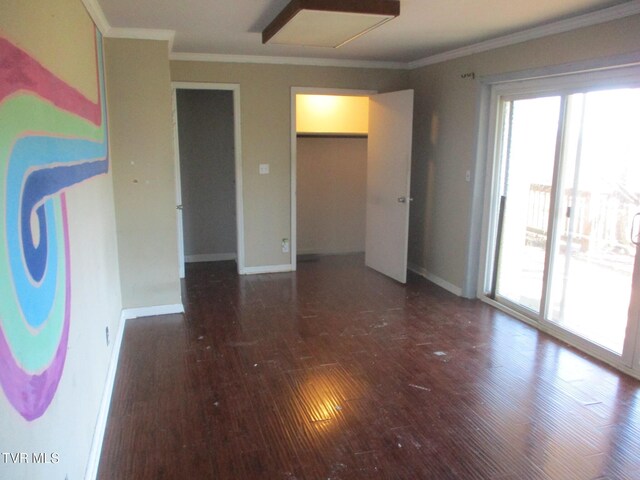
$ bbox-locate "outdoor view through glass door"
[489,81,640,360]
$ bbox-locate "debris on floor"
[408,383,431,392]
[370,321,389,329]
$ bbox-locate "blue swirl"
[6,136,107,329]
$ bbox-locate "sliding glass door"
[491,96,561,314]
[546,89,640,355]
[484,68,640,371]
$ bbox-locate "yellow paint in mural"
[1,0,98,102]
[296,95,369,135]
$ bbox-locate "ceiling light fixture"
[262,0,400,48]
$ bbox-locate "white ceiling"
[96,0,637,65]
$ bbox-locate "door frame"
[172,82,245,276]
[290,87,376,270]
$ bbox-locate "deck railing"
[526,183,638,255]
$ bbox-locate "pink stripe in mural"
[0,37,101,125]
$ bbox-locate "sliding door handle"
[632,212,640,246]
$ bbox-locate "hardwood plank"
[99,255,640,479]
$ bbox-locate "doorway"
[295,93,369,261]
[480,66,640,375]
[172,83,245,277]
[290,87,414,283]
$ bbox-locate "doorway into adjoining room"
[173,83,245,277]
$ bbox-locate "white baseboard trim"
[297,249,364,256]
[185,253,236,263]
[408,263,463,297]
[84,310,127,480]
[241,264,293,275]
[84,301,185,478]
[122,303,185,320]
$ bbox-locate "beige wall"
[105,38,181,308]
[408,14,640,294]
[171,61,408,267]
[109,14,640,297]
[297,137,367,255]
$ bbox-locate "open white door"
[365,90,414,283]
[172,88,185,279]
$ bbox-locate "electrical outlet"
[281,238,289,253]
[259,164,270,175]
[465,170,471,182]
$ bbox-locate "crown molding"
[107,28,176,52]
[409,1,640,69]
[82,0,640,70]
[170,52,408,70]
[81,0,111,34]
[80,0,175,51]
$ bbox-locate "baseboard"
[241,264,293,275]
[297,249,364,256]
[84,310,127,480]
[122,303,185,320]
[407,263,463,297]
[84,301,185,478]
[185,253,236,263]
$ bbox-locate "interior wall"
[170,61,409,268]
[177,89,236,260]
[297,137,367,255]
[105,38,181,309]
[296,95,369,134]
[0,1,122,478]
[407,14,640,295]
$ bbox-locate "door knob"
[176,205,183,210]
[397,197,413,203]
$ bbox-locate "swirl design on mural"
[0,30,108,420]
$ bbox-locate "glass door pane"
[494,96,561,313]
[547,88,640,355]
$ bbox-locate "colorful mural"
[0,29,109,421]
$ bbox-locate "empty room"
[2,1,640,479]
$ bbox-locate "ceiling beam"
[262,0,400,44]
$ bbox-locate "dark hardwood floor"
[98,255,640,479]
